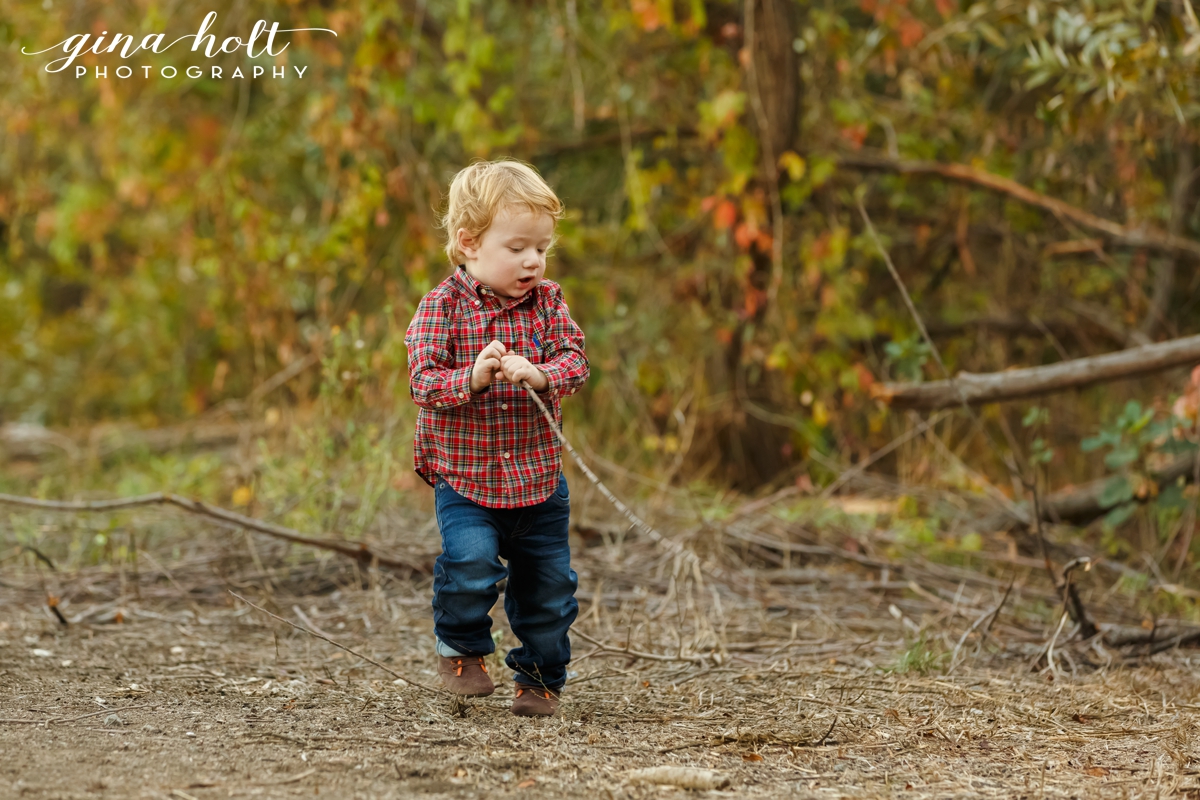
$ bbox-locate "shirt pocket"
[527,313,553,366]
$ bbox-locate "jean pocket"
[550,475,570,506]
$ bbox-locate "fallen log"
[976,451,1200,531]
[871,333,1200,410]
[1100,622,1200,649]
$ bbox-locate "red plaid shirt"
[405,265,590,508]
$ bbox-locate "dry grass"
[4,481,1200,798]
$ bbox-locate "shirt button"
[435,402,443,407]
[474,301,481,307]
[501,403,508,410]
[503,452,510,459]
[458,392,465,398]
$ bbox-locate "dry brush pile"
[4,463,1200,798]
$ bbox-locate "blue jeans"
[432,473,578,691]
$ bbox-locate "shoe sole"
[442,685,496,697]
[511,708,556,717]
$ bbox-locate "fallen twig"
[948,577,1015,673]
[820,409,954,499]
[1030,481,1098,640]
[228,591,447,697]
[0,492,431,574]
[658,716,839,755]
[1041,610,1072,677]
[0,703,155,725]
[571,628,709,665]
[626,767,731,790]
[291,605,337,639]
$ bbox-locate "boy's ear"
[457,227,480,259]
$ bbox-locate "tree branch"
[0,492,432,574]
[841,153,1200,260]
[872,333,1200,410]
[977,450,1200,531]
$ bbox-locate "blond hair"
[440,159,565,267]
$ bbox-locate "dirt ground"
[4,501,1200,799]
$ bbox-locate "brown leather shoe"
[511,682,560,717]
[437,655,495,697]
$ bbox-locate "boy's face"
[458,205,554,300]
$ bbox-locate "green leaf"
[1138,419,1173,445]
[1081,430,1119,452]
[1022,406,1048,427]
[959,532,983,552]
[1025,69,1056,90]
[1155,480,1188,511]
[1160,438,1199,455]
[808,156,837,189]
[1118,400,1144,427]
[1128,409,1154,435]
[976,21,1007,49]
[1102,501,1137,530]
[1103,442,1139,469]
[1099,475,1135,508]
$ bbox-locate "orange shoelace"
[450,656,488,677]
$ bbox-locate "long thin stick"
[857,195,1024,481]
[841,154,1200,259]
[0,703,156,725]
[571,627,708,665]
[521,382,729,583]
[1042,609,1071,677]
[947,577,1014,673]
[820,409,953,499]
[0,492,428,573]
[228,591,447,697]
[857,195,1100,637]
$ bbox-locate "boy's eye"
[509,247,522,253]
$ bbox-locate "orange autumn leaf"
[630,0,662,31]
[840,123,868,149]
[899,17,924,47]
[734,221,756,250]
[755,230,773,254]
[713,199,738,230]
[855,363,876,391]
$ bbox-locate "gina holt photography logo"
[21,10,336,80]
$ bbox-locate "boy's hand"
[470,340,508,394]
[499,354,549,392]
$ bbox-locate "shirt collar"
[453,264,488,298]
[453,264,540,306]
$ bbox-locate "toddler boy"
[404,159,589,716]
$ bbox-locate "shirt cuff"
[427,368,475,409]
[538,363,576,398]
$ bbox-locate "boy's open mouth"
[517,277,535,287]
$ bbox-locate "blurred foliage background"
[3,0,1200,547]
